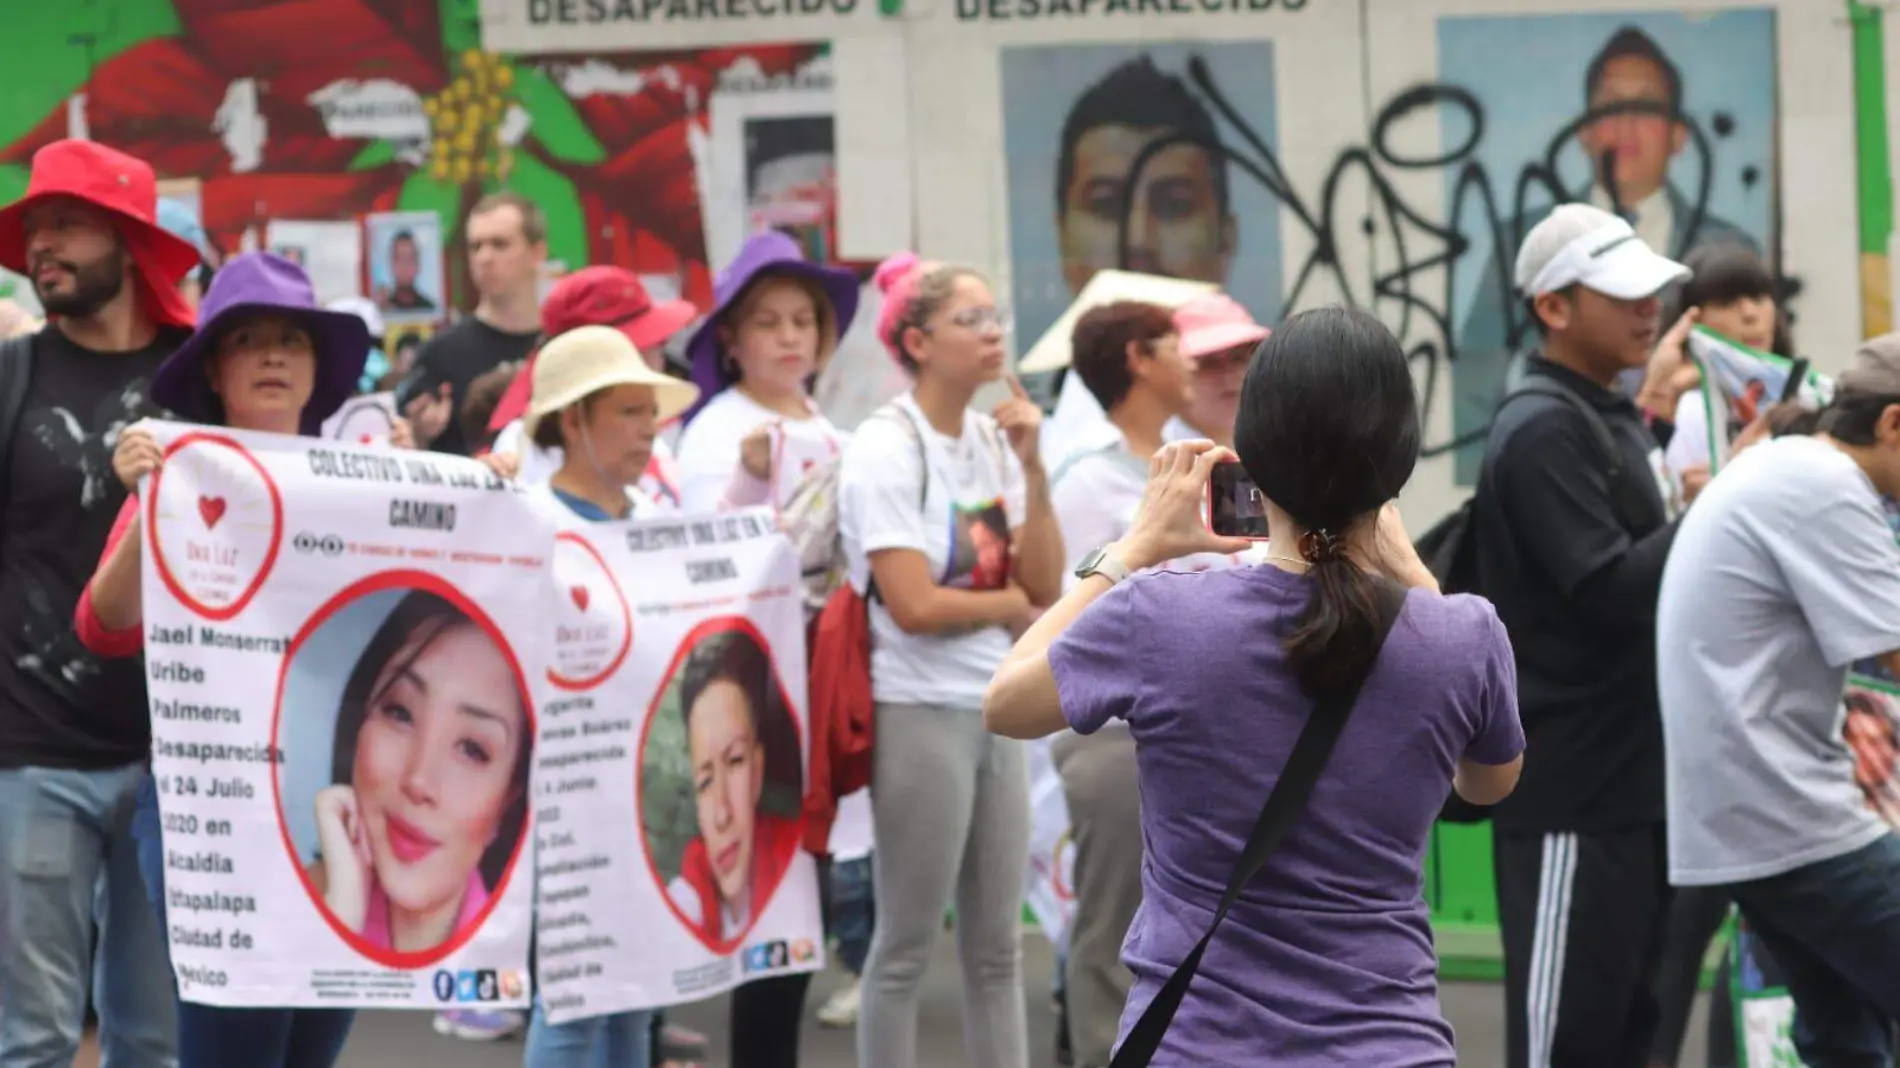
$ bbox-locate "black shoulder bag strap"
[1110,580,1411,1067]
[1506,378,1652,530]
[0,334,37,550]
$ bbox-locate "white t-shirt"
[838,393,1027,709]
[1051,434,1262,589]
[673,388,843,513]
[492,418,682,510]
[1657,435,1900,885]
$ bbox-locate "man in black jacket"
[1472,202,1698,1068]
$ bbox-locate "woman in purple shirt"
[985,306,1526,1066]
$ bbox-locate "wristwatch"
[1074,544,1132,586]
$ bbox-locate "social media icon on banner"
[476,970,499,1002]
[792,939,817,963]
[456,970,480,1002]
[433,970,456,1002]
[743,945,771,974]
[499,970,526,1000]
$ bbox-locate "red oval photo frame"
[146,431,285,623]
[272,569,537,970]
[635,615,804,956]
[548,531,633,692]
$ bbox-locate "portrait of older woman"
[304,589,533,958]
[655,625,803,953]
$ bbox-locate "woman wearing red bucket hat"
[73,252,415,1068]
[484,266,699,507]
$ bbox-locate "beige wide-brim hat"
[1017,269,1219,375]
[523,325,701,442]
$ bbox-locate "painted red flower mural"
[0,0,829,311]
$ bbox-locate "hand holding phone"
[1117,441,1254,571]
[1207,460,1271,540]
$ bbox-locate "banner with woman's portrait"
[136,422,550,1009]
[536,507,821,1023]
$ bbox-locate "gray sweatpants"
[858,701,1031,1068]
[1052,726,1143,1068]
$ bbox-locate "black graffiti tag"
[1112,56,1767,457]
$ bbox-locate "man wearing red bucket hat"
[0,139,199,1068]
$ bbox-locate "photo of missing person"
[1843,686,1900,828]
[945,501,1011,591]
[1440,9,1777,481]
[642,623,802,954]
[380,230,437,313]
[1000,42,1284,355]
[282,587,532,961]
[365,211,444,324]
[744,115,836,264]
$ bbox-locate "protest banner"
[138,421,550,1009]
[1689,327,1831,473]
[536,506,822,1023]
[322,392,400,446]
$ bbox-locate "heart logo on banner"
[359,434,375,444]
[549,532,631,691]
[149,435,285,623]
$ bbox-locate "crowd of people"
[2,126,1899,1068]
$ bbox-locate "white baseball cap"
[1513,203,1690,301]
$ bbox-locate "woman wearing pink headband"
[835,252,1064,1068]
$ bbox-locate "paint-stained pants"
[1495,824,1670,1068]
[1051,726,1142,1068]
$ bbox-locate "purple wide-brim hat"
[151,252,369,435]
[684,231,860,405]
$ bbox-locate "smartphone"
[1207,461,1271,540]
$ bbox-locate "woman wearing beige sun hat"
[518,323,699,1064]
[524,324,700,522]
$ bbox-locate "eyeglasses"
[936,306,1013,335]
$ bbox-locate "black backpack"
[1417,375,1643,823]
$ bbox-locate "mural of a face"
[1059,126,1234,296]
[1578,53,1685,206]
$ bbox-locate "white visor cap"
[1514,202,1691,301]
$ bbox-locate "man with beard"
[0,139,198,1068]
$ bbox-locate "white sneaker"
[815,978,862,1028]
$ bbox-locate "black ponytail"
[1232,307,1419,698]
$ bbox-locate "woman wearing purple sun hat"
[73,251,414,1068]
[673,230,860,515]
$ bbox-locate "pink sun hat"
[1175,293,1269,360]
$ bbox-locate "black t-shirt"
[1471,357,1679,833]
[405,318,538,457]
[0,325,186,771]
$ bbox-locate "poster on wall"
[265,220,366,308]
[138,422,548,1008]
[535,508,821,1022]
[1439,7,1780,482]
[706,87,838,273]
[999,41,1286,367]
[365,211,445,324]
